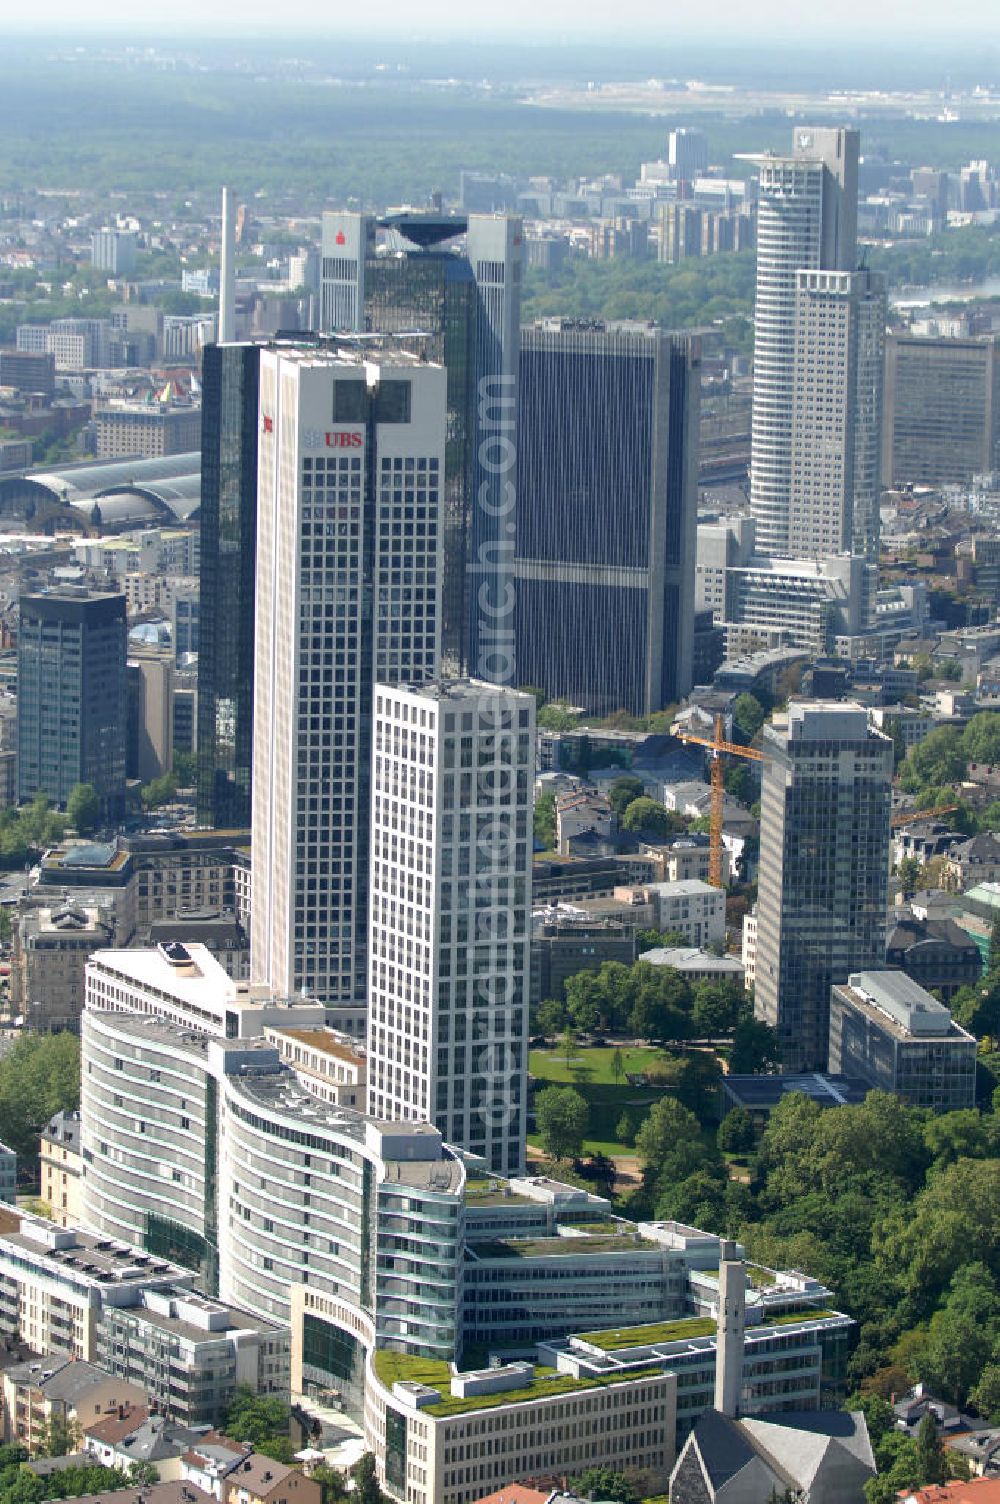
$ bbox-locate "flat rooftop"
[0,1209,188,1287]
[269,1026,364,1066]
[842,971,972,1043]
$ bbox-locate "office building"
[0,350,55,396]
[91,229,138,276]
[0,1145,13,1206]
[17,318,112,370]
[883,333,1000,488]
[515,320,699,716]
[0,1205,192,1363]
[754,703,892,1072]
[668,126,709,181]
[127,645,174,783]
[250,344,446,1028]
[96,1288,290,1427]
[788,267,885,562]
[196,342,260,830]
[17,589,127,818]
[367,680,534,1176]
[319,211,522,674]
[95,405,202,460]
[75,938,851,1501]
[828,970,977,1111]
[747,128,861,558]
[11,900,114,1034]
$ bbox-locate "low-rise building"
[886,909,983,999]
[943,833,1000,892]
[83,1408,204,1483]
[96,1287,290,1427]
[2,1356,145,1452]
[263,1026,366,1110]
[39,1110,82,1227]
[828,970,977,1111]
[0,1207,192,1362]
[221,1454,320,1504]
[637,946,745,986]
[11,901,115,1033]
[555,790,615,857]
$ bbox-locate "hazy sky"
[2,0,995,42]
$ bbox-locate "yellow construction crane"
[889,804,959,829]
[672,713,763,887]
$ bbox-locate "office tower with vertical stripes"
[250,345,447,1032]
[368,679,534,1176]
[514,319,700,716]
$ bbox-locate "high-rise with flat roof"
[515,319,700,716]
[754,702,892,1072]
[883,333,1000,489]
[196,341,261,830]
[17,589,127,818]
[250,344,446,1030]
[367,679,534,1176]
[829,970,976,1111]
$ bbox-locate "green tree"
[608,775,645,818]
[621,796,673,840]
[172,750,197,784]
[899,726,966,793]
[535,1086,589,1161]
[537,701,579,731]
[729,1015,781,1074]
[612,1045,624,1085]
[718,1106,756,1154]
[534,791,556,850]
[917,1263,1000,1405]
[535,997,567,1038]
[0,1031,80,1158]
[692,979,744,1036]
[570,1466,639,1503]
[732,692,766,743]
[36,1413,81,1457]
[66,782,101,834]
[962,712,1000,766]
[970,1363,1000,1422]
[897,855,923,899]
[311,1463,350,1504]
[635,1097,703,1179]
[141,773,178,809]
[352,1452,386,1504]
[221,1384,290,1448]
[616,1109,637,1145]
[915,1412,947,1485]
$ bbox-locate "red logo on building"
[262,415,273,433]
[325,431,363,448]
[335,230,346,245]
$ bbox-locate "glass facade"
[196,343,260,829]
[17,592,127,817]
[515,325,697,716]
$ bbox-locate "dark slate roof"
[692,1408,758,1490]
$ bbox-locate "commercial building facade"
[249,345,446,1029]
[367,681,534,1176]
[515,320,699,715]
[883,333,1000,488]
[828,970,977,1110]
[17,589,127,817]
[754,703,892,1072]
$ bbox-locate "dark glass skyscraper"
[196,342,260,829]
[320,211,522,676]
[515,320,700,717]
[17,588,127,818]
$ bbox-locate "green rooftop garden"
[469,1233,660,1259]
[580,1316,718,1350]
[748,1264,778,1287]
[764,1307,839,1326]
[371,1349,667,1418]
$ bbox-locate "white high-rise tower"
[250,344,447,1031]
[746,128,877,559]
[368,679,534,1175]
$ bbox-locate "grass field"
[529,1044,669,1152]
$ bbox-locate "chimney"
[714,1239,746,1418]
[219,186,236,344]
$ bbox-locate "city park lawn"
[529,1043,669,1154]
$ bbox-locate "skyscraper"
[747,127,862,558]
[367,679,534,1176]
[196,341,261,830]
[788,267,885,562]
[883,332,1000,488]
[754,702,892,1073]
[515,319,700,716]
[250,344,447,1031]
[319,211,522,677]
[17,589,127,819]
